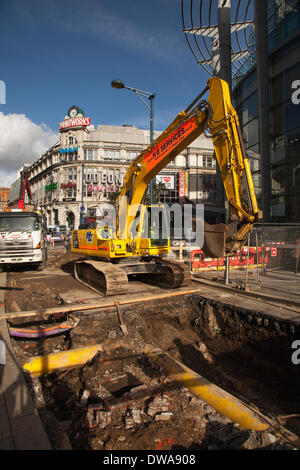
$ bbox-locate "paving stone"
[0,273,51,450]
[0,404,11,440]
[3,378,37,418]
[11,414,52,450]
[0,386,5,406]
[0,438,14,450]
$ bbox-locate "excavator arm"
[117,77,261,256]
[71,77,261,296]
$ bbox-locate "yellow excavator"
[71,77,261,295]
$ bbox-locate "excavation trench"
[5,278,300,450]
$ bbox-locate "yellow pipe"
[144,344,269,432]
[23,344,103,377]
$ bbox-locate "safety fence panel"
[257,225,300,273]
[169,223,300,274]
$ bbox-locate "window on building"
[103,149,121,161]
[202,174,216,203]
[125,151,138,161]
[203,156,213,168]
[60,151,77,162]
[66,167,77,183]
[83,184,93,198]
[67,187,76,198]
[84,149,98,161]
[267,0,300,51]
[68,136,77,145]
[241,92,259,126]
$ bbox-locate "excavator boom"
[71,77,261,295]
[117,76,260,255]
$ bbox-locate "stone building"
[26,106,216,229]
[233,0,300,222]
[0,188,10,211]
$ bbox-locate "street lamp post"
[111,79,155,204]
[80,163,85,226]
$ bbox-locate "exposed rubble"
[4,250,300,450]
[22,345,293,450]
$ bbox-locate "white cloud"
[0,112,58,188]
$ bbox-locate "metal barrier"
[169,242,269,272]
[169,224,300,273]
[256,224,300,274]
[168,224,299,300]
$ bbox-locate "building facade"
[0,188,10,211]
[26,106,216,229]
[233,0,300,222]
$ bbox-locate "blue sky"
[0,0,212,186]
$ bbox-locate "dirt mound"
[47,250,84,271]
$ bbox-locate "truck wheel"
[36,249,46,271]
[0,266,3,273]
[36,262,44,271]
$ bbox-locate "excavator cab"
[96,224,114,240]
[131,204,169,246]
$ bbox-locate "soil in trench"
[4,251,300,450]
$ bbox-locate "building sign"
[59,117,91,130]
[61,182,77,189]
[59,105,90,130]
[85,169,124,186]
[179,171,188,200]
[45,182,57,192]
[60,146,78,154]
[63,197,76,202]
[87,185,119,192]
[156,174,175,190]
[144,116,197,171]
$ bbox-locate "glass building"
[233,0,300,222]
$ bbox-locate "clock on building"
[67,106,85,118]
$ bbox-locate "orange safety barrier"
[191,247,270,270]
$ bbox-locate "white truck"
[0,210,47,271]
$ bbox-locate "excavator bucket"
[203,221,228,259]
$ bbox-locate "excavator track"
[74,258,191,296]
[153,258,191,289]
[74,260,128,296]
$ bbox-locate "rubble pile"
[5,254,298,451]
[29,345,289,451]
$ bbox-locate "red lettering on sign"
[59,117,91,130]
[144,117,197,171]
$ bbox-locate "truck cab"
[0,210,47,271]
